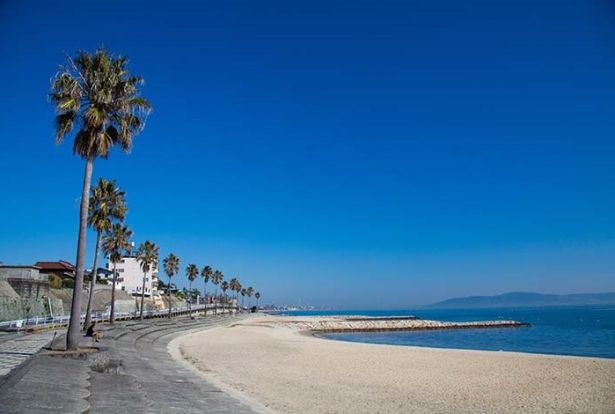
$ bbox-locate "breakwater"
[269,316,530,334]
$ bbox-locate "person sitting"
[85,321,102,342]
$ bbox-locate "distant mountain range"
[425,292,615,309]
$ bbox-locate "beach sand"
[174,316,615,413]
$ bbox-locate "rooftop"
[34,260,75,271]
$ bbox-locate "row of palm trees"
[50,48,262,350]
[161,256,263,317]
[83,178,262,327]
[82,176,159,326]
[182,263,261,316]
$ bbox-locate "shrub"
[48,274,62,289]
[62,279,75,289]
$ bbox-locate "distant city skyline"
[1,0,614,308]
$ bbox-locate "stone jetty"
[264,316,530,333]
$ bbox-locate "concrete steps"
[90,313,257,413]
[0,313,257,413]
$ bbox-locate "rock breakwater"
[264,316,530,333]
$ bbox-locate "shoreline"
[175,315,615,413]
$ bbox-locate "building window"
[117,269,124,273]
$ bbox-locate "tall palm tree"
[246,286,255,308]
[212,270,223,313]
[221,281,229,312]
[255,292,261,308]
[50,48,151,349]
[201,265,212,314]
[186,264,198,317]
[84,178,126,330]
[136,241,159,320]
[102,223,132,324]
[163,254,180,318]
[240,288,246,309]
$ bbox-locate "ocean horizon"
[280,305,615,359]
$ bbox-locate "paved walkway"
[0,333,55,377]
[0,313,261,413]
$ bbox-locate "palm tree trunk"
[67,157,93,350]
[110,262,117,324]
[83,231,101,330]
[214,286,218,315]
[139,271,147,320]
[168,276,172,318]
[203,282,207,316]
[188,280,193,318]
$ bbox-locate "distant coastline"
[425,291,615,309]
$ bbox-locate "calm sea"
[280,306,615,358]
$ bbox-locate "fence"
[0,303,236,332]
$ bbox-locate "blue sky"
[1,0,614,308]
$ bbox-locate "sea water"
[281,306,615,358]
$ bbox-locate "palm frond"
[88,178,127,232]
[50,48,152,160]
[102,223,133,263]
[163,253,180,278]
[136,240,159,274]
[54,112,77,144]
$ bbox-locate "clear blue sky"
[1,0,614,308]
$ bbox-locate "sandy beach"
[174,316,615,414]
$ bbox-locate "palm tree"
[163,254,180,318]
[84,178,126,330]
[201,265,212,314]
[102,223,132,324]
[235,281,242,308]
[186,264,199,317]
[229,278,239,310]
[255,292,261,308]
[221,281,229,312]
[240,288,246,309]
[212,270,223,313]
[50,48,151,349]
[136,241,159,320]
[246,286,254,308]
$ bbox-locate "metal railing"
[0,303,238,332]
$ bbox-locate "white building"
[106,255,159,297]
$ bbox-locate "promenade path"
[0,313,261,413]
[0,333,56,379]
